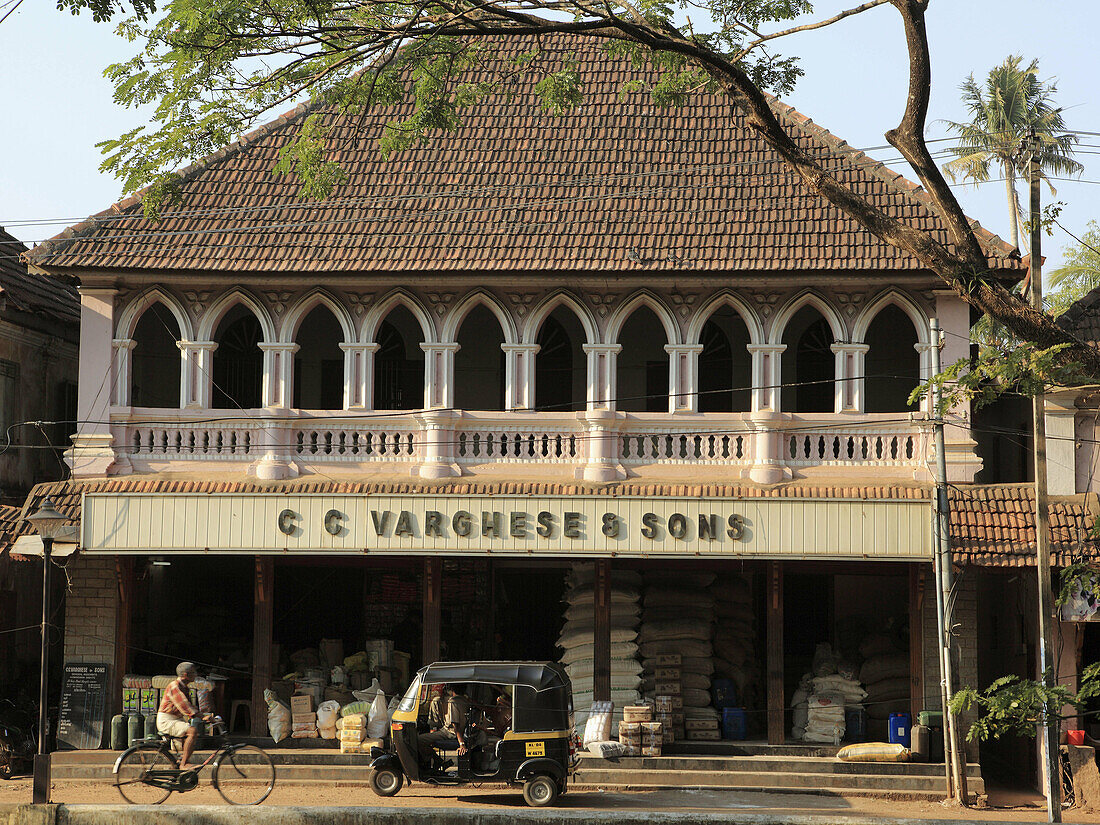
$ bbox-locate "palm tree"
[1047,220,1100,316]
[941,55,1081,251]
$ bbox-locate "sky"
[1,0,1098,273]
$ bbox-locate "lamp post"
[26,497,70,805]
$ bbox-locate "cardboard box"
[654,682,681,695]
[290,695,314,714]
[139,688,159,715]
[340,741,365,754]
[685,718,719,731]
[641,744,662,757]
[339,728,364,743]
[662,727,675,744]
[654,696,674,714]
[654,668,681,681]
[671,711,686,725]
[623,706,652,723]
[292,711,317,724]
[640,721,662,735]
[656,654,682,666]
[686,729,721,740]
[672,726,686,740]
[669,696,684,710]
[122,688,140,713]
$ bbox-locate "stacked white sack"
[558,563,642,730]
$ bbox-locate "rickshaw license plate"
[525,741,546,757]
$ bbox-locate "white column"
[111,338,136,407]
[70,287,117,477]
[747,344,785,412]
[933,295,983,481]
[665,344,704,414]
[832,343,868,413]
[421,343,460,409]
[178,341,218,409]
[341,343,378,410]
[914,342,933,414]
[417,409,460,479]
[583,344,621,411]
[503,343,540,410]
[1045,391,1079,496]
[259,343,298,408]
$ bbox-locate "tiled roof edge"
[25,100,316,266]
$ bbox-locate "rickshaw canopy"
[417,661,570,692]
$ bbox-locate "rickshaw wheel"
[368,767,403,797]
[522,775,559,807]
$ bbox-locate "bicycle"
[113,716,276,805]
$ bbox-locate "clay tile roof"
[948,484,1100,567]
[1057,286,1100,346]
[0,227,78,325]
[0,502,32,563]
[27,34,1022,276]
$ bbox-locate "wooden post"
[909,563,926,721]
[422,558,442,664]
[766,560,784,745]
[593,559,612,702]
[112,557,134,720]
[251,556,274,737]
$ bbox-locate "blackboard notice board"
[57,663,109,750]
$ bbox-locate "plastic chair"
[229,700,252,733]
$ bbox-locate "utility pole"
[1029,129,1063,822]
[929,317,968,805]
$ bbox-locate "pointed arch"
[605,290,681,346]
[767,290,845,345]
[852,289,930,345]
[441,290,518,344]
[521,291,598,345]
[116,287,193,342]
[686,291,764,346]
[280,289,355,344]
[197,289,276,342]
[362,289,435,344]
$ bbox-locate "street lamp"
[26,497,70,805]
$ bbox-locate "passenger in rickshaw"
[416,684,486,770]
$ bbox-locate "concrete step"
[576,754,982,778]
[573,767,979,794]
[567,782,954,802]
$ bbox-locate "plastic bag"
[317,700,341,727]
[366,691,390,739]
[330,665,347,686]
[583,701,614,747]
[587,740,626,758]
[351,678,384,704]
[264,689,291,744]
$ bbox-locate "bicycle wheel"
[115,745,178,804]
[212,744,275,805]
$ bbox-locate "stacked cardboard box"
[685,717,720,741]
[290,694,318,739]
[652,653,685,742]
[619,706,663,756]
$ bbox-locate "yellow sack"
[837,742,910,763]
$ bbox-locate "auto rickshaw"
[366,661,577,807]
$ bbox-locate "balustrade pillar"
[503,343,540,410]
[417,409,460,479]
[111,338,136,407]
[665,344,704,414]
[582,344,621,411]
[421,343,460,409]
[832,343,868,413]
[746,344,787,484]
[259,343,298,408]
[341,343,379,410]
[580,409,623,482]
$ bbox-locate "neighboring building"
[0,226,79,698]
[23,36,1027,771]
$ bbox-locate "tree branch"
[736,0,890,58]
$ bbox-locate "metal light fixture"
[26,497,71,805]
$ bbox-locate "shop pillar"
[593,559,612,702]
[112,557,134,718]
[251,556,274,737]
[423,558,442,663]
[766,561,784,745]
[909,564,927,722]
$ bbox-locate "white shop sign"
[81,493,930,560]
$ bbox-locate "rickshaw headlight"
[391,722,403,731]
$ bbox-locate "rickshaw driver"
[417,684,484,769]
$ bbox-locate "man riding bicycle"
[157,662,210,769]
